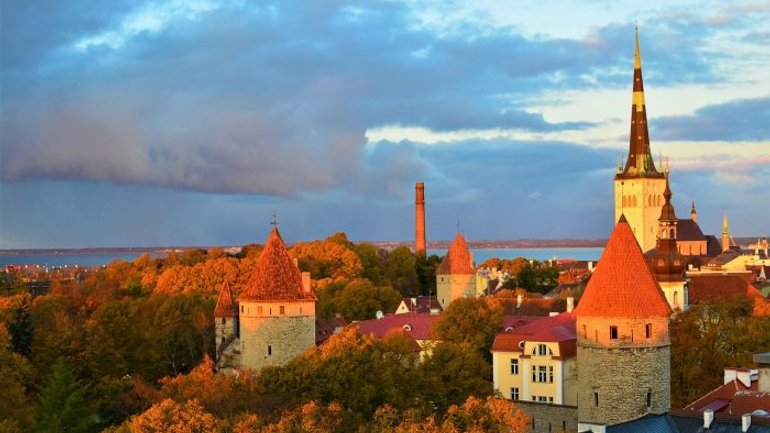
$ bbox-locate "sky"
[1,0,768,248]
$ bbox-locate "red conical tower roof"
[436,233,475,275]
[214,280,238,317]
[240,227,314,301]
[573,216,671,317]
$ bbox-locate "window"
[241,305,244,314]
[267,345,272,356]
[511,387,519,401]
[537,396,548,402]
[221,317,225,324]
[532,366,537,382]
[510,359,519,375]
[549,366,554,383]
[279,306,285,315]
[646,389,652,407]
[257,306,263,316]
[594,391,599,407]
[269,307,272,315]
[532,344,551,356]
[582,324,587,338]
[645,323,652,338]
[532,366,551,383]
[610,326,618,340]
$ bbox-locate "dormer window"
[531,344,552,356]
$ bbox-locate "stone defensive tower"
[614,29,667,253]
[214,280,239,368]
[415,182,427,256]
[574,216,672,430]
[436,232,476,309]
[238,227,316,371]
[645,176,688,311]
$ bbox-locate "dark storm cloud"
[652,97,770,141]
[1,0,724,198]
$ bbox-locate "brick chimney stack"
[415,182,426,255]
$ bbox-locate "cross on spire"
[270,210,278,228]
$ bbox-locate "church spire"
[618,28,662,179]
[721,212,731,252]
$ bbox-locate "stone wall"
[614,177,667,252]
[576,344,670,426]
[437,274,475,309]
[239,314,315,371]
[515,401,577,433]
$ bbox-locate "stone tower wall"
[239,300,316,371]
[215,316,238,352]
[576,315,671,426]
[436,274,476,309]
[614,177,667,252]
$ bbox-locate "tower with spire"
[644,176,689,311]
[614,29,667,253]
[215,226,316,372]
[575,216,672,429]
[722,212,731,252]
[436,232,476,309]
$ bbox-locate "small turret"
[690,200,697,222]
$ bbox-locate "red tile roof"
[240,228,315,302]
[688,274,770,316]
[573,217,672,318]
[352,313,440,341]
[214,280,238,317]
[436,233,475,275]
[685,370,770,415]
[315,317,348,345]
[492,312,576,355]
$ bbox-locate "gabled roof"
[214,280,238,317]
[436,233,475,275]
[573,216,672,318]
[677,219,706,241]
[684,369,770,416]
[352,313,440,341]
[240,227,315,302]
[492,312,576,356]
[688,274,770,316]
[397,296,442,314]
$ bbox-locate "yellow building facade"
[491,313,577,406]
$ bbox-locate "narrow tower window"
[267,345,272,356]
[645,323,652,338]
[279,306,285,315]
[646,389,652,407]
[610,326,619,340]
[594,391,599,407]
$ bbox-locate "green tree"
[8,293,34,357]
[432,298,503,359]
[419,342,494,413]
[317,279,402,320]
[352,243,389,286]
[416,254,441,296]
[34,358,95,433]
[386,247,420,297]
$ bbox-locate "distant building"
[436,233,476,309]
[215,227,317,371]
[394,296,442,315]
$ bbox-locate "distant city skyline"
[1,0,768,248]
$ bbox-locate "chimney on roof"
[754,352,770,392]
[516,294,523,309]
[567,297,574,313]
[741,414,751,432]
[301,272,311,294]
[588,261,594,272]
[703,410,714,429]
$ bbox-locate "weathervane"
[270,210,278,228]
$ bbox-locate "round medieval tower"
[574,216,672,430]
[436,232,476,309]
[238,227,316,371]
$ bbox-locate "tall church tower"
[645,177,688,311]
[238,227,316,371]
[614,30,667,252]
[575,216,672,430]
[436,233,476,309]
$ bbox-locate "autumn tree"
[416,254,441,296]
[290,236,363,281]
[0,324,34,433]
[128,398,222,433]
[419,342,494,413]
[258,401,351,433]
[352,243,389,286]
